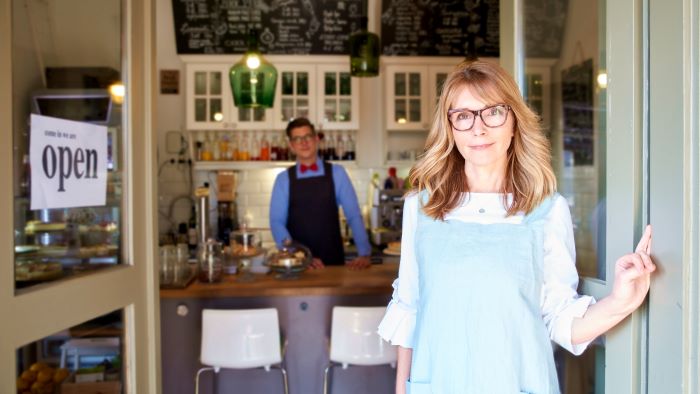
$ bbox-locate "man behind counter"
[269,118,371,269]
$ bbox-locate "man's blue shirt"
[269,157,371,257]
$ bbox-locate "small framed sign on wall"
[160,69,180,95]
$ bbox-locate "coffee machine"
[369,188,404,245]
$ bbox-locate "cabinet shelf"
[193,160,358,171]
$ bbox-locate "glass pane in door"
[15,309,125,393]
[12,0,126,291]
[209,72,221,95]
[521,0,607,393]
[325,72,336,95]
[195,72,207,95]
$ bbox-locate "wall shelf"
[193,161,358,171]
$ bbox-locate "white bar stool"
[323,306,397,394]
[59,337,120,369]
[195,308,288,394]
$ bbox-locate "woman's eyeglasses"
[447,104,511,131]
[289,133,316,144]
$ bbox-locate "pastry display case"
[13,86,125,291]
[14,173,123,289]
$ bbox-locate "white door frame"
[0,0,160,392]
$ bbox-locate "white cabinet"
[384,65,429,130]
[185,63,274,130]
[186,64,230,130]
[384,63,458,131]
[273,64,317,130]
[274,63,360,130]
[315,64,359,130]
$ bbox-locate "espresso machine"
[369,188,404,245]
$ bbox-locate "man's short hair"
[285,117,315,138]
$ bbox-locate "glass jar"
[198,239,223,283]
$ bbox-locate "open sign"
[30,114,107,210]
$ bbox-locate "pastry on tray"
[15,261,63,282]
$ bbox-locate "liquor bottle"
[239,131,250,161]
[346,132,356,160]
[270,134,279,161]
[230,133,240,161]
[336,132,346,161]
[260,132,270,161]
[250,131,260,161]
[212,132,221,161]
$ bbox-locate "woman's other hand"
[610,225,656,313]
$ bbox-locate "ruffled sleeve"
[377,194,420,348]
[540,195,597,355]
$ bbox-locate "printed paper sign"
[30,114,108,210]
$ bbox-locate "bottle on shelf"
[260,132,270,161]
[250,132,260,161]
[230,133,240,161]
[221,132,232,161]
[278,132,289,161]
[345,132,356,160]
[336,131,346,161]
[195,141,204,161]
[201,132,213,161]
[212,131,222,161]
[326,131,338,160]
[270,134,279,161]
[239,131,250,161]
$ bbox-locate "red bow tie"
[300,163,319,173]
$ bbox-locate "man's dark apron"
[287,162,345,265]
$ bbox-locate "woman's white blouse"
[377,192,596,355]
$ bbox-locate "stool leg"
[280,366,289,394]
[323,363,335,394]
[195,367,214,394]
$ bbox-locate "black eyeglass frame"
[447,104,512,131]
[288,132,316,144]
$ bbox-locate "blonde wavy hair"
[409,60,556,219]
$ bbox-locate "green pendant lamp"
[349,15,380,77]
[229,29,278,108]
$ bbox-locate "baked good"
[25,221,67,234]
[15,261,63,281]
[387,241,401,252]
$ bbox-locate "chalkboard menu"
[172,0,363,54]
[381,0,499,57]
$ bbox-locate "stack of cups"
[159,245,176,286]
[174,243,190,284]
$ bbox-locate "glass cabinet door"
[274,65,316,130]
[316,65,359,130]
[384,65,428,130]
[186,64,230,130]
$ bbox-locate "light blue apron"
[407,194,560,394]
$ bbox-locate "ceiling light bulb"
[597,73,608,89]
[246,55,261,70]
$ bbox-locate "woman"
[377,60,655,394]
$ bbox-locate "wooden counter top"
[159,263,398,299]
